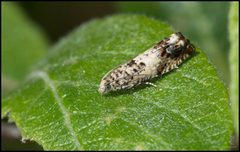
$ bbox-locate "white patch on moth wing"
[178,40,185,47]
[132,47,158,63]
[169,33,181,44]
[149,46,160,54]
[135,52,161,76]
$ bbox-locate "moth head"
[98,78,112,94]
[166,37,195,58]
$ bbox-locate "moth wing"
[110,73,158,84]
[102,62,126,80]
[102,55,140,80]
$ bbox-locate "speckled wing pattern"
[99,32,195,94]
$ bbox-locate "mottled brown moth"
[99,32,195,94]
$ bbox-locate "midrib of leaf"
[2,2,49,95]
[27,71,84,150]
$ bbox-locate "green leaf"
[1,14,233,150]
[228,2,239,141]
[1,2,49,94]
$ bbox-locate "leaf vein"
[31,70,84,150]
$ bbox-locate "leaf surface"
[1,14,233,150]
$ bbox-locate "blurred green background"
[2,1,237,150]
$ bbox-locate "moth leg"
[140,82,157,87]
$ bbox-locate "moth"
[99,32,195,94]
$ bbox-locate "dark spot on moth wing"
[185,39,190,45]
[157,64,165,75]
[168,66,172,71]
[175,32,185,39]
[168,63,173,71]
[109,75,115,80]
[161,50,166,57]
[153,45,158,49]
[155,39,166,48]
[157,61,169,75]
[157,40,164,46]
[133,69,138,72]
[159,37,170,44]
[127,59,136,67]
[165,37,170,41]
[172,47,187,58]
[166,53,171,58]
[123,81,129,86]
[140,62,146,67]
[117,69,123,74]
[154,35,172,49]
[174,44,180,50]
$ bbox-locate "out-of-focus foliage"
[2,2,49,95]
[228,2,239,142]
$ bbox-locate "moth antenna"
[102,62,126,80]
[102,54,140,80]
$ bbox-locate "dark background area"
[19,2,115,43]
